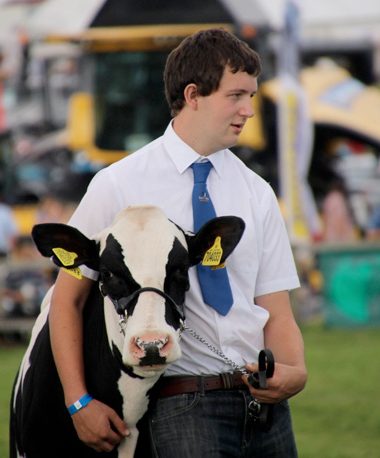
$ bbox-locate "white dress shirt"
[69,122,300,375]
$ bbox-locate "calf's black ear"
[186,216,245,266]
[31,223,99,270]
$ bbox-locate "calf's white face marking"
[96,207,188,377]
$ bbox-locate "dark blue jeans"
[145,390,298,458]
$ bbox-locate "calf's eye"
[100,270,113,281]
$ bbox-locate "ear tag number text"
[202,236,223,266]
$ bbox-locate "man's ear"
[183,83,198,109]
[186,216,245,266]
[31,223,99,270]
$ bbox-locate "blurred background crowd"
[1,0,380,328]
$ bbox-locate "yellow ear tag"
[52,247,78,267]
[63,267,83,280]
[52,248,83,280]
[202,236,223,266]
[211,262,225,271]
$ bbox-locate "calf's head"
[32,206,245,377]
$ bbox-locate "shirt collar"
[163,121,226,177]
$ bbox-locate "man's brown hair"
[164,28,261,116]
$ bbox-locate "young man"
[49,28,307,456]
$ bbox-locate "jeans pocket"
[150,393,201,423]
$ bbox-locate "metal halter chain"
[118,315,127,335]
[184,324,249,375]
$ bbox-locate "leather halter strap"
[104,286,185,322]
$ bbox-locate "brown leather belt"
[157,372,247,397]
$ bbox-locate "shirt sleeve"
[68,167,122,237]
[67,167,124,280]
[254,186,300,297]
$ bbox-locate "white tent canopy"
[222,0,380,43]
[0,4,31,42]
[26,0,105,37]
[5,0,380,45]
[301,0,380,45]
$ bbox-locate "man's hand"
[243,361,307,404]
[71,399,129,452]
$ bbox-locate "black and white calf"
[10,205,245,458]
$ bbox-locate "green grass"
[0,343,25,458]
[1,325,379,457]
[291,325,380,457]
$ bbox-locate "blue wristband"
[67,393,93,416]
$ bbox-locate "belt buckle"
[220,372,234,389]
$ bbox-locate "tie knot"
[191,161,213,184]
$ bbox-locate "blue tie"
[191,162,233,315]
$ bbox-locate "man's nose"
[240,99,254,118]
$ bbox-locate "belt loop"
[198,376,205,396]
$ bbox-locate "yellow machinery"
[61,23,266,166]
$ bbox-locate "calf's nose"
[130,334,172,366]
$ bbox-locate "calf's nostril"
[135,336,169,351]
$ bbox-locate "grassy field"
[291,325,380,457]
[1,325,379,457]
[0,342,25,458]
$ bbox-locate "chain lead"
[184,325,248,375]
